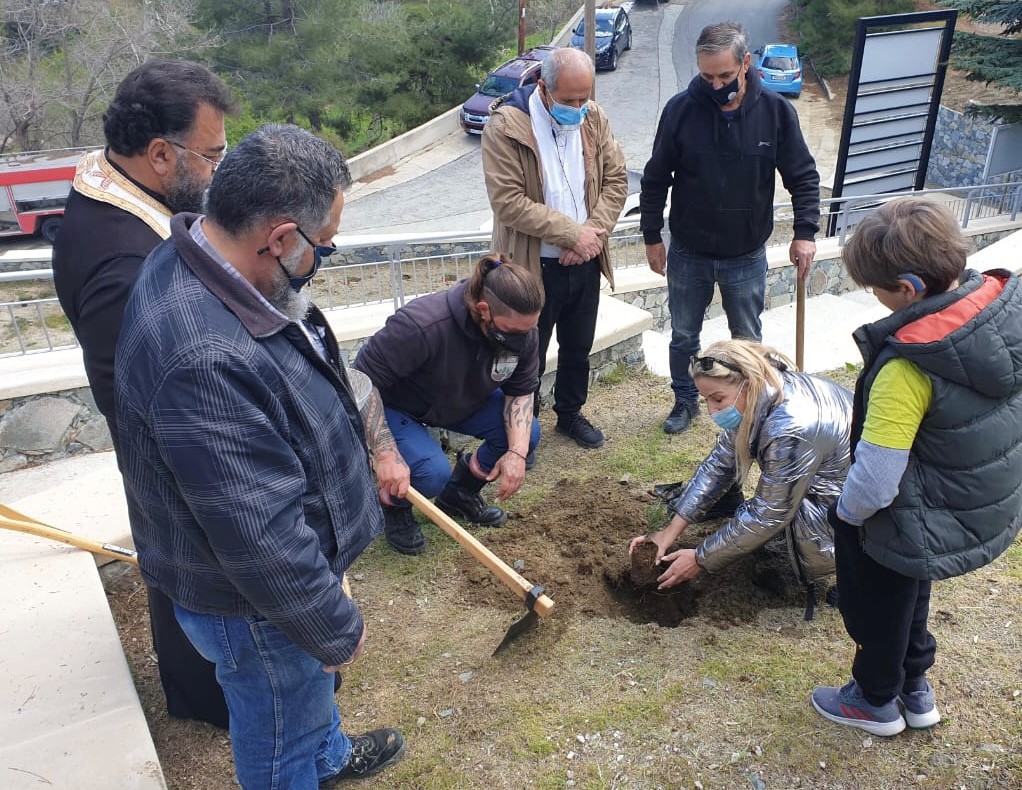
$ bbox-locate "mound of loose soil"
[455,476,815,640]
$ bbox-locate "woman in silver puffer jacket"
[631,339,852,606]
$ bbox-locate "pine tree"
[939,1,1022,122]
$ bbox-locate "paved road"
[342,0,802,238]
[342,1,687,236]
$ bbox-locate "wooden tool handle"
[405,487,554,618]
[795,274,806,371]
[0,512,138,565]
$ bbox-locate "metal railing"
[2,178,1020,357]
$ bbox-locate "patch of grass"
[43,312,71,330]
[596,362,628,386]
[1000,541,1022,580]
[601,422,713,484]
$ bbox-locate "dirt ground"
[459,477,806,630]
[105,368,1022,789]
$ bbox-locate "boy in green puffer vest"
[810,196,1022,737]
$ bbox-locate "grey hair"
[205,123,351,237]
[540,47,594,92]
[696,22,749,65]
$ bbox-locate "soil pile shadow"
[456,476,808,629]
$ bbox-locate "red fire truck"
[0,148,87,243]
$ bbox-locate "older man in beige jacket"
[482,47,627,450]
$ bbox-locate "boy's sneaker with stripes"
[811,679,906,737]
[899,682,941,728]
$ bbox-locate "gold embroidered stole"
[72,149,173,240]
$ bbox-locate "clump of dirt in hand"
[629,539,661,586]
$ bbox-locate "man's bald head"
[540,47,595,93]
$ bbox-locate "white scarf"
[528,89,587,259]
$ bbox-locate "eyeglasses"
[167,140,228,170]
[295,226,338,259]
[691,355,743,375]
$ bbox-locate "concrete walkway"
[0,450,163,789]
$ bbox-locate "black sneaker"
[663,400,698,434]
[704,483,744,520]
[382,505,427,556]
[652,480,687,501]
[321,728,406,785]
[652,481,743,519]
[556,413,605,448]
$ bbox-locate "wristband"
[507,448,528,463]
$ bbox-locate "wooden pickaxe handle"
[0,504,138,565]
[405,487,554,618]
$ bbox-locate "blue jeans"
[667,242,767,403]
[385,388,541,497]
[173,603,350,789]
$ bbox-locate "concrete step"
[0,450,131,559]
[0,451,163,788]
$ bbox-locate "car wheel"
[624,30,632,52]
[40,216,61,244]
[793,91,800,99]
[608,48,618,71]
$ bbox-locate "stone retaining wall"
[0,387,112,472]
[928,106,993,188]
[0,229,1014,471]
[0,333,644,472]
[617,254,854,332]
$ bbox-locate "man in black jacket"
[52,60,236,729]
[640,21,820,437]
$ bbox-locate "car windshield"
[577,16,615,35]
[479,75,519,97]
[762,56,798,71]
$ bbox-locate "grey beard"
[269,281,311,322]
[268,241,312,322]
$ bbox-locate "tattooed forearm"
[364,387,400,459]
[503,393,534,452]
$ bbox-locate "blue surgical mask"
[550,101,588,129]
[711,381,745,430]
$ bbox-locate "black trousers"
[148,586,230,728]
[832,517,937,704]
[537,257,601,419]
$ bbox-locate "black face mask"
[488,321,529,355]
[704,74,741,106]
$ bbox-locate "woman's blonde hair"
[689,339,792,483]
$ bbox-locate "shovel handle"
[0,510,138,565]
[405,487,554,618]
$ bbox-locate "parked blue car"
[755,43,803,98]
